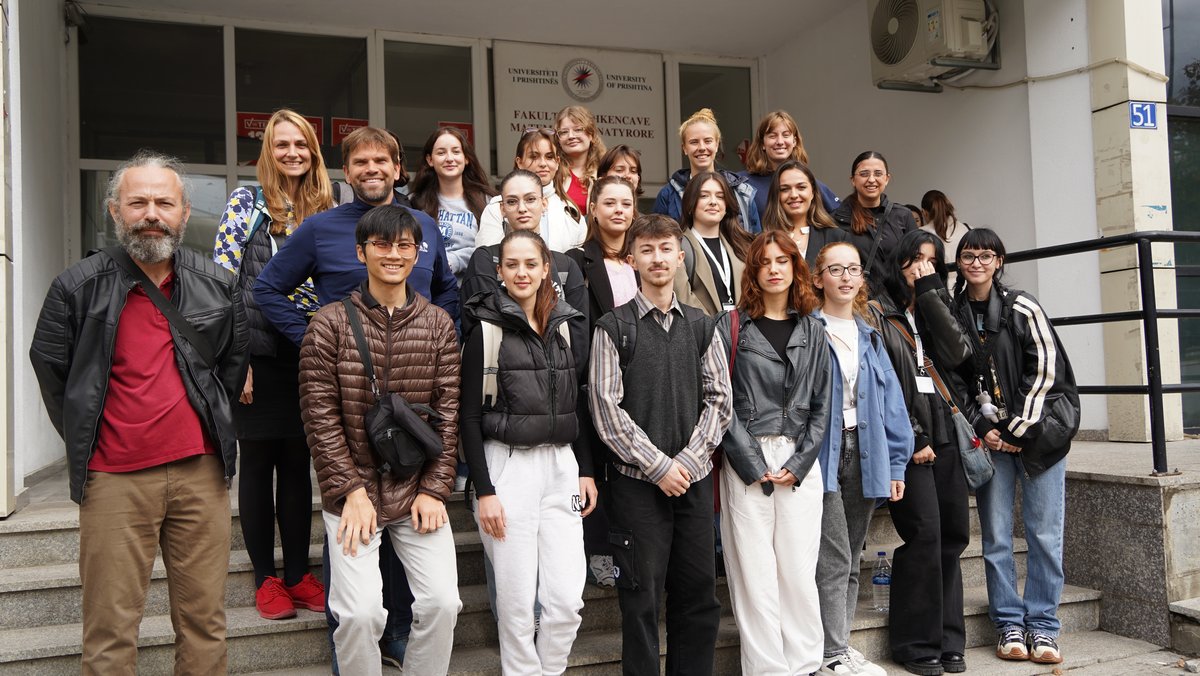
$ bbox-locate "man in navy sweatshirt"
[254,126,458,673]
[255,125,459,346]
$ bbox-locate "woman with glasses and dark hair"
[831,151,916,294]
[741,110,840,218]
[674,171,754,316]
[409,127,496,280]
[810,240,912,676]
[477,128,587,252]
[714,231,830,676]
[950,228,1078,667]
[213,109,333,621]
[653,108,761,234]
[760,159,848,270]
[871,229,973,676]
[556,105,607,216]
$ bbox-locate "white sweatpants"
[477,440,586,676]
[720,435,824,676]
[322,510,462,676]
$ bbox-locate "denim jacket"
[716,309,830,490]
[814,311,914,499]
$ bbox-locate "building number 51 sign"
[1129,101,1158,130]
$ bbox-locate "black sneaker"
[1029,632,1062,664]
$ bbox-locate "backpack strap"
[479,321,504,410]
[682,235,696,284]
[728,308,739,376]
[609,303,640,371]
[341,298,381,401]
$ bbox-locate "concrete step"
[876,629,1164,675]
[847,583,1101,663]
[857,537,1028,593]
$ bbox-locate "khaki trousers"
[79,454,232,676]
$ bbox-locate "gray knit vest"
[619,313,703,458]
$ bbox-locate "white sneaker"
[453,474,468,493]
[846,647,887,676]
[819,654,863,675]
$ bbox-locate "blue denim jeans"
[976,451,1066,636]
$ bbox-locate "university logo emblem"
[562,58,604,103]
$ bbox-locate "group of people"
[28,101,1079,676]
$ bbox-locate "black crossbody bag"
[341,298,444,479]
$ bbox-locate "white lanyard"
[906,310,936,394]
[694,235,733,304]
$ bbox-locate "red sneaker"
[285,573,326,612]
[255,576,297,620]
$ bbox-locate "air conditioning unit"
[869,0,991,89]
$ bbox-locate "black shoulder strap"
[341,298,381,400]
[682,235,696,283]
[682,304,717,358]
[600,303,640,372]
[102,247,215,369]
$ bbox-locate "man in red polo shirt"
[30,151,248,675]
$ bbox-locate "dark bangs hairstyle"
[598,145,644,196]
[739,230,818,319]
[584,175,637,256]
[847,150,889,236]
[882,229,948,309]
[952,227,1008,298]
[409,127,496,223]
[498,229,557,336]
[761,159,837,234]
[680,171,753,262]
[356,205,423,248]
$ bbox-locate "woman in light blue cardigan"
[810,240,913,676]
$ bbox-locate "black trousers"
[606,470,721,676]
[237,437,312,587]
[887,443,971,662]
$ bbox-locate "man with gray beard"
[29,151,248,675]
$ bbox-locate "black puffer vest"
[465,289,581,447]
[236,187,285,357]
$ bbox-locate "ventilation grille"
[871,0,919,65]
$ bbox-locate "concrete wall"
[762,0,1108,432]
[11,0,70,485]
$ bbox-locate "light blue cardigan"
[814,311,914,499]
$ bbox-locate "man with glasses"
[256,126,458,672]
[299,205,462,675]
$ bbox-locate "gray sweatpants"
[816,428,878,658]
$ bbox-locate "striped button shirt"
[587,292,732,484]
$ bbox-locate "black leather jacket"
[715,309,832,490]
[29,247,249,504]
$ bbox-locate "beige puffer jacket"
[300,287,460,523]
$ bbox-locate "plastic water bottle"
[872,551,892,612]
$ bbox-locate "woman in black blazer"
[760,159,848,271]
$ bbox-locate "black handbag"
[342,298,444,480]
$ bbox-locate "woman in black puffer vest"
[461,230,593,675]
[212,109,334,620]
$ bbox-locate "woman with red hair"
[714,231,830,675]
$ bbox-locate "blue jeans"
[976,452,1066,636]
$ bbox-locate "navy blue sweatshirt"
[254,197,459,346]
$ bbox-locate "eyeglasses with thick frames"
[959,252,997,266]
[362,240,418,258]
[821,264,864,277]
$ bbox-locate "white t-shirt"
[821,311,859,413]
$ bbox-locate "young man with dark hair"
[588,213,733,675]
[300,204,462,676]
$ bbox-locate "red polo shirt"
[90,274,215,472]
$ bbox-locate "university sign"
[492,41,668,183]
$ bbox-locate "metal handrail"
[1003,230,1200,475]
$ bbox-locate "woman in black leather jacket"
[714,231,830,676]
[950,228,1078,666]
[871,230,973,676]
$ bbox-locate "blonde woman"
[213,109,333,620]
[653,107,760,233]
[556,105,607,216]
